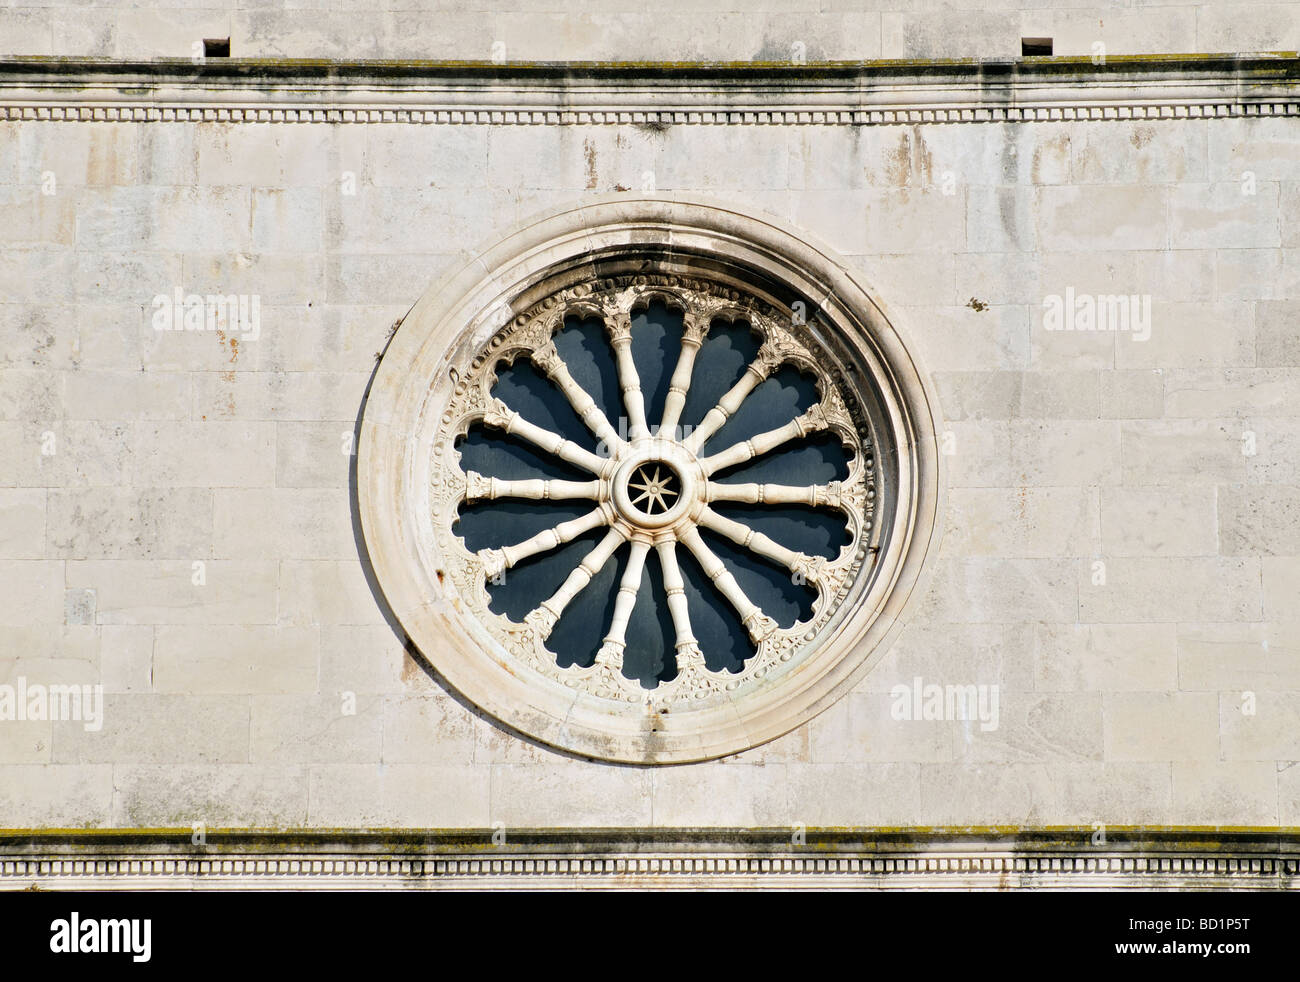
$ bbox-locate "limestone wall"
[0,51,1297,832]
[2,1,1299,61]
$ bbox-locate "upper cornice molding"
[0,53,1297,124]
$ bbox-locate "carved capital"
[605,312,633,344]
[529,339,562,377]
[680,310,711,343]
[742,611,778,644]
[524,606,559,640]
[482,398,515,431]
[464,470,494,501]
[479,548,507,582]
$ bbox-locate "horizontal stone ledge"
[4,829,1296,888]
[0,54,1296,125]
[3,825,1300,854]
[2,52,1297,83]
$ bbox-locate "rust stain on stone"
[217,329,238,364]
[884,127,932,188]
[914,128,933,188]
[1031,132,1070,184]
[583,137,598,189]
[884,131,911,187]
[85,128,120,185]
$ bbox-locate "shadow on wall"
[348,307,629,765]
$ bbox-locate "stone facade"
[2,0,1299,61]
[1,3,1298,886]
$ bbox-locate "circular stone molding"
[358,196,942,764]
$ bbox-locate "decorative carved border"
[5,104,1296,125]
[0,55,1296,125]
[3,829,1297,890]
[432,271,878,710]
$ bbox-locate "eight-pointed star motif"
[627,463,679,514]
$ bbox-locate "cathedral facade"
[1,1,1298,888]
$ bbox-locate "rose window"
[358,199,939,763]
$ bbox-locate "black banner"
[0,889,1283,970]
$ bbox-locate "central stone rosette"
[611,443,699,529]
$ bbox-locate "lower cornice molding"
[3,828,1298,890]
[0,54,1296,126]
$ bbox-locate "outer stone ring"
[357,196,942,763]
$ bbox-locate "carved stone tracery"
[430,272,880,710]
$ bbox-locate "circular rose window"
[359,197,941,763]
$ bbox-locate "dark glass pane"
[455,426,590,481]
[483,525,609,624]
[629,300,683,432]
[711,431,851,486]
[712,502,850,561]
[454,498,592,553]
[698,527,817,629]
[491,356,600,454]
[547,538,624,669]
[678,544,752,674]
[679,319,760,432]
[620,547,678,687]
[702,365,819,455]
[551,314,621,436]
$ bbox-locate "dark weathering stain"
[584,137,597,189]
